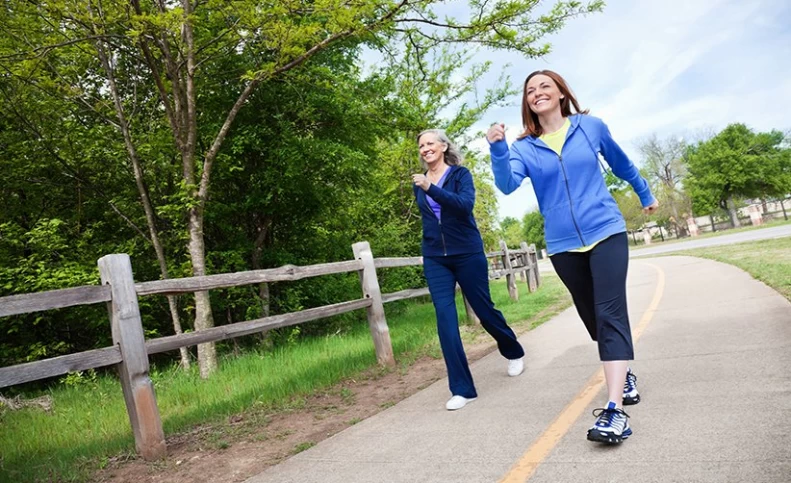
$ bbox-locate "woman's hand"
[643,199,659,215]
[486,123,506,143]
[412,174,431,191]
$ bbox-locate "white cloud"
[459,0,791,221]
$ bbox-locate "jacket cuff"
[489,139,509,157]
[426,183,442,199]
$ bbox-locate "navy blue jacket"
[413,165,485,257]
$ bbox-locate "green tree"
[0,0,603,375]
[500,217,523,248]
[686,124,790,227]
[611,189,645,234]
[638,134,692,237]
[521,210,545,251]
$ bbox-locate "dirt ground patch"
[91,329,505,483]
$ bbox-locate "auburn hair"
[518,70,589,139]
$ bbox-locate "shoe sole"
[587,427,632,444]
[446,397,477,411]
[622,393,641,406]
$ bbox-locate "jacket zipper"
[438,219,448,256]
[431,169,451,256]
[557,154,586,245]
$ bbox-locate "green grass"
[672,236,791,301]
[488,275,571,331]
[0,275,570,482]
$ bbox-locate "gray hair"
[416,129,464,168]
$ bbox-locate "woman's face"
[418,133,446,165]
[525,74,563,116]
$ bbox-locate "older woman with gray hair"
[412,129,525,411]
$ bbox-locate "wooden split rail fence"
[0,241,541,460]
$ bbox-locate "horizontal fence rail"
[381,287,431,304]
[0,240,541,461]
[136,260,363,296]
[145,299,372,356]
[373,257,424,269]
[0,285,111,318]
[0,346,122,388]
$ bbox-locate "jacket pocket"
[575,196,621,233]
[542,202,577,245]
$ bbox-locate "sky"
[448,0,791,221]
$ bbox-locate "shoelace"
[592,406,630,427]
[623,372,637,391]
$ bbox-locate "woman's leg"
[551,234,635,443]
[455,252,524,360]
[423,256,477,399]
[549,251,597,340]
[589,232,633,406]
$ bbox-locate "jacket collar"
[424,163,458,178]
[522,114,581,146]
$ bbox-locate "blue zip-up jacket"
[489,114,656,255]
[414,165,485,257]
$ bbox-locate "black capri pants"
[549,232,634,361]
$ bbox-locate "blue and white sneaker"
[623,368,640,406]
[587,401,632,444]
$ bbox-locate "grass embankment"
[0,275,571,482]
[673,235,791,301]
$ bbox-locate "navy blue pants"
[424,252,525,398]
[549,232,634,361]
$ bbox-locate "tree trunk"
[188,206,217,378]
[669,203,689,238]
[251,216,273,318]
[166,296,191,369]
[177,0,217,378]
[727,197,741,228]
[92,27,190,369]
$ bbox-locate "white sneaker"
[445,395,476,411]
[507,358,524,377]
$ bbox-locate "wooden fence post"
[520,241,537,293]
[529,243,541,288]
[351,242,395,367]
[97,254,166,461]
[499,240,518,301]
[518,248,527,284]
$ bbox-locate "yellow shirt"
[539,118,570,156]
[540,119,603,255]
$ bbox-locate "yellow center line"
[499,262,666,483]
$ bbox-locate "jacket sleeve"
[599,120,656,207]
[489,138,528,195]
[425,167,475,216]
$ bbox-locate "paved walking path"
[246,256,791,483]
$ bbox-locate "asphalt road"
[246,256,791,483]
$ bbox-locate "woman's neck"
[427,161,448,174]
[538,110,566,134]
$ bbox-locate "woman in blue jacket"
[412,129,525,411]
[487,70,658,444]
